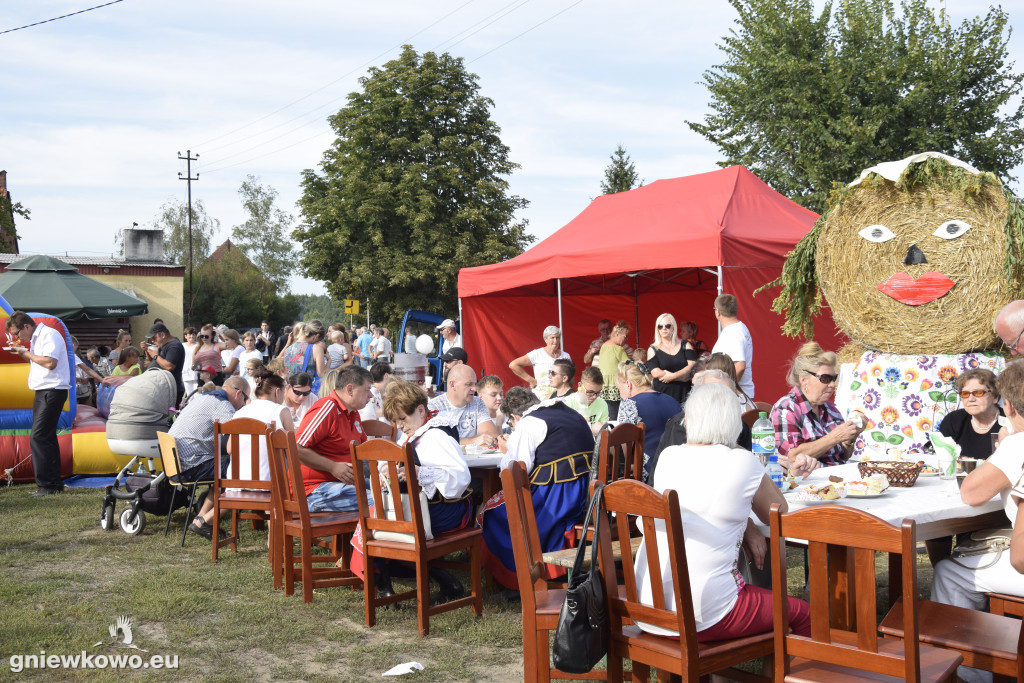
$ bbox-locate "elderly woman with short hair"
[636,382,810,641]
[770,341,864,471]
[508,325,571,398]
[939,368,1003,460]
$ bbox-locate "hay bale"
[816,172,1010,355]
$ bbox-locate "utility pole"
[177,150,199,326]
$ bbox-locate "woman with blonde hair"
[192,324,224,384]
[707,352,756,411]
[616,360,683,477]
[597,321,632,419]
[108,329,132,365]
[769,341,864,470]
[219,329,244,377]
[646,313,697,404]
[280,319,328,380]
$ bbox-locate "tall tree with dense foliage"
[153,198,219,268]
[600,145,642,195]
[296,45,531,324]
[230,175,297,305]
[688,0,1024,212]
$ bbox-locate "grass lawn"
[0,483,938,682]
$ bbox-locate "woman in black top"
[646,313,697,404]
[939,368,1002,460]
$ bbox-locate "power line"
[202,1,582,175]
[0,0,125,36]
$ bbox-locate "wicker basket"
[857,461,923,487]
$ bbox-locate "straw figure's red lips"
[877,272,955,305]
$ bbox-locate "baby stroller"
[99,369,185,535]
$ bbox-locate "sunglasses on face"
[548,370,564,377]
[291,387,312,397]
[960,389,990,399]
[807,370,838,385]
[657,323,673,329]
[199,334,210,340]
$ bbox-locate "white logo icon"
[93,616,147,652]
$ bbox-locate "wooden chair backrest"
[267,429,311,528]
[501,461,551,601]
[157,431,182,480]
[754,401,773,413]
[597,479,701,676]
[214,418,275,491]
[361,419,398,441]
[350,438,429,546]
[741,408,762,428]
[595,422,645,485]
[769,504,922,680]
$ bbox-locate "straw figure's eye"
[858,224,896,243]
[932,220,972,240]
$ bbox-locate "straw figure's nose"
[904,244,927,265]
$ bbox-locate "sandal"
[189,519,214,540]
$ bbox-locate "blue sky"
[3,1,1022,295]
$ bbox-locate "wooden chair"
[741,408,762,428]
[352,438,483,637]
[157,431,216,548]
[768,504,963,681]
[502,461,606,682]
[754,401,772,414]
[361,418,398,441]
[597,478,773,682]
[266,429,361,603]
[879,593,1022,678]
[577,423,645,542]
[987,591,1024,618]
[210,418,275,562]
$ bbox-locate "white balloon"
[415,334,435,355]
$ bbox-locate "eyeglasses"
[584,389,601,398]
[624,360,650,375]
[1003,326,1024,353]
[960,389,991,399]
[291,387,312,397]
[807,370,838,385]
[657,323,673,329]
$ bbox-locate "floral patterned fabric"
[838,351,1004,458]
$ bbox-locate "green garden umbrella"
[0,255,148,320]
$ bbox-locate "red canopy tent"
[457,165,845,403]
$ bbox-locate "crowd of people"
[6,291,1023,668]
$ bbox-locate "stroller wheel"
[100,503,115,531]
[120,508,147,535]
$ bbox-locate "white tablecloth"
[781,462,1003,529]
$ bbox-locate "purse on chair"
[372,475,434,544]
[950,527,1013,569]
[552,483,608,674]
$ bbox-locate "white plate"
[2,346,19,352]
[789,496,842,505]
[917,470,940,478]
[463,445,498,455]
[844,490,890,499]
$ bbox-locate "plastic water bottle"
[751,411,775,467]
[765,453,785,490]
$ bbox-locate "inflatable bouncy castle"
[0,294,125,482]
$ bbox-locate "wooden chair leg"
[300,538,315,603]
[283,534,296,597]
[364,553,378,628]
[416,560,430,637]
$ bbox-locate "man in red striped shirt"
[295,365,372,511]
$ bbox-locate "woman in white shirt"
[219,329,244,377]
[230,369,293,482]
[508,325,571,399]
[182,327,199,396]
[636,382,810,641]
[237,331,264,379]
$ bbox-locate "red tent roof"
[459,165,819,297]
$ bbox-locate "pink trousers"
[697,584,811,642]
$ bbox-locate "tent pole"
[556,279,564,354]
[716,265,724,336]
[457,296,463,348]
[632,275,640,353]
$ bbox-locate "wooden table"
[462,451,502,504]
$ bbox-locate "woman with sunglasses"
[284,371,317,424]
[646,313,697,404]
[770,342,865,470]
[938,369,1002,460]
[192,324,224,383]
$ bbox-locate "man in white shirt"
[436,319,462,354]
[5,311,72,496]
[427,364,497,446]
[711,293,755,399]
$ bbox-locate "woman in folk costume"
[479,386,593,589]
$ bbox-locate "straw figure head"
[768,153,1024,360]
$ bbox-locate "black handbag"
[552,484,608,673]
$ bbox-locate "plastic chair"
[597,478,773,682]
[768,504,963,681]
[352,438,482,637]
[157,431,216,548]
[266,429,360,603]
[210,418,275,562]
[502,461,607,682]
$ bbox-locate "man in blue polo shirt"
[355,327,373,368]
[5,311,72,497]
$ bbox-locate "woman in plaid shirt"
[770,342,865,470]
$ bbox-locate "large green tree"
[689,0,1024,212]
[190,247,298,330]
[296,45,531,325]
[600,145,642,195]
[230,175,297,306]
[153,198,219,268]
